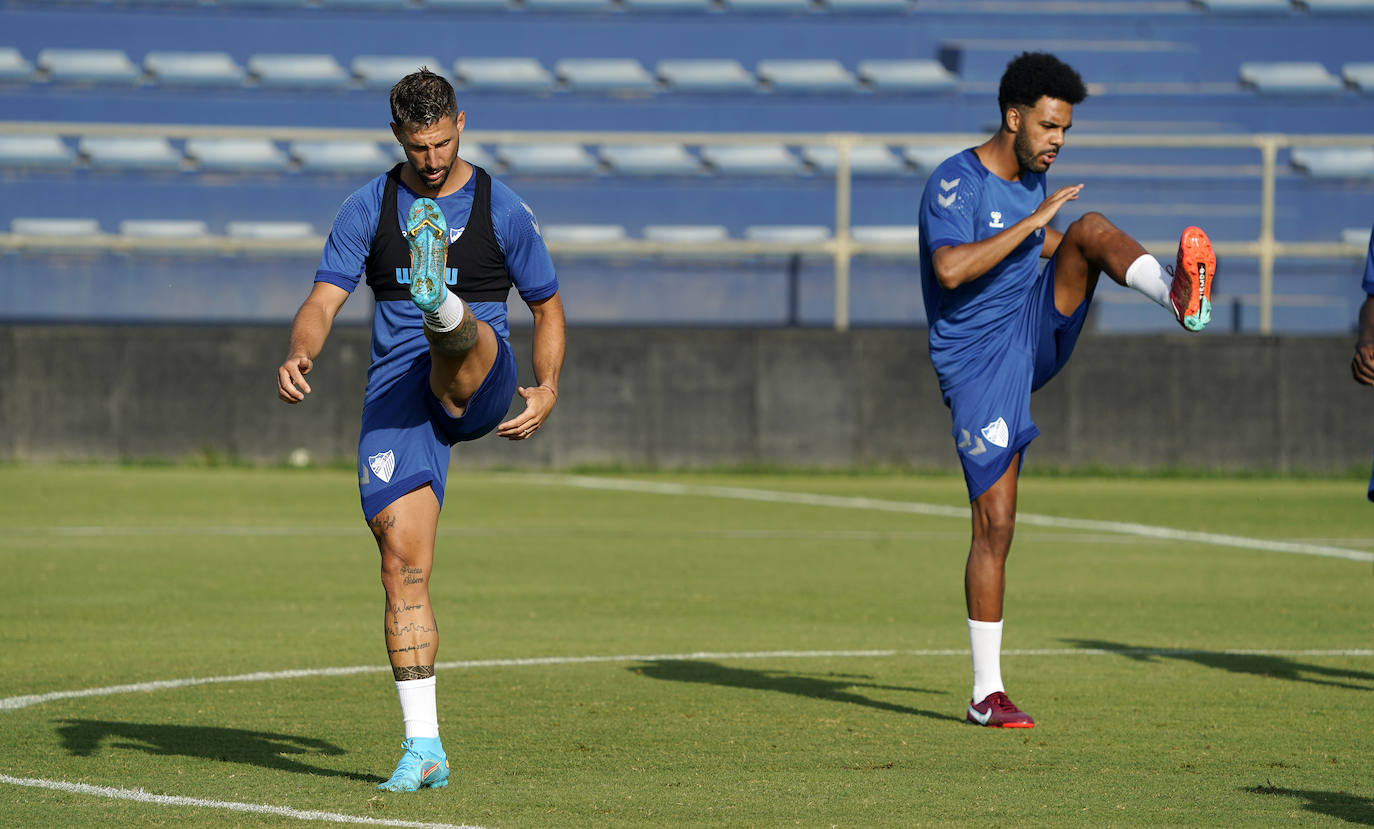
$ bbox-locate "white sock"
[422,292,467,334]
[394,676,439,740]
[968,618,1005,703]
[1124,253,1172,310]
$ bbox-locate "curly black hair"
[997,52,1087,122]
[389,68,457,128]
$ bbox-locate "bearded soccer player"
[277,68,565,789]
[917,52,1216,727]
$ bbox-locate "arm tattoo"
[393,665,436,681]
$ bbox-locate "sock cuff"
[967,618,1004,631]
[395,675,437,691]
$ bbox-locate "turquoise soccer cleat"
[406,197,449,314]
[376,736,450,792]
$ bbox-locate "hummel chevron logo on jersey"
[957,429,987,456]
[940,178,960,190]
[938,191,957,208]
[368,450,395,484]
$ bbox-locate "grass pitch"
[1,465,1371,827]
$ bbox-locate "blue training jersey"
[918,148,1048,391]
[314,164,559,404]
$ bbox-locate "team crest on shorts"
[980,417,1010,449]
[367,450,396,484]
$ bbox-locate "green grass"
[1,465,1371,827]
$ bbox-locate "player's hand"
[278,355,313,403]
[497,385,557,440]
[1353,343,1374,386]
[1029,184,1083,230]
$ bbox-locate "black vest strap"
[364,163,514,304]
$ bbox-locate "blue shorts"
[357,336,518,521]
[944,256,1096,501]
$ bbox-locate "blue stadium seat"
[1343,62,1374,92]
[144,51,246,87]
[599,143,703,175]
[0,48,35,82]
[1239,61,1344,94]
[186,138,290,173]
[497,143,600,175]
[857,59,958,93]
[756,59,857,94]
[701,144,804,175]
[655,59,757,93]
[37,48,140,84]
[453,58,554,93]
[352,55,444,89]
[79,136,182,171]
[289,140,393,174]
[802,144,907,175]
[1290,146,1374,178]
[555,59,658,94]
[0,135,74,169]
[248,54,351,89]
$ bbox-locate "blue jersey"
[1364,222,1374,295]
[918,149,1048,391]
[314,165,558,404]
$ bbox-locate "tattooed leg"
[369,489,441,678]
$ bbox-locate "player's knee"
[379,548,425,593]
[973,506,1017,551]
[1066,211,1115,246]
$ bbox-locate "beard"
[413,160,452,192]
[1014,130,1053,174]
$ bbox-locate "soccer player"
[276,69,565,789]
[1352,222,1374,500]
[917,52,1216,728]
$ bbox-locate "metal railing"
[1,122,1369,332]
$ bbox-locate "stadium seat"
[599,143,703,176]
[248,54,351,89]
[37,48,140,84]
[144,51,246,87]
[801,144,907,175]
[10,217,103,237]
[541,224,628,243]
[353,55,444,89]
[744,225,832,244]
[1299,0,1374,10]
[186,138,290,173]
[642,224,731,243]
[0,47,35,82]
[1340,226,1372,247]
[1239,61,1344,94]
[555,59,658,94]
[423,0,511,8]
[622,0,714,10]
[216,0,308,6]
[851,224,919,245]
[857,59,958,93]
[1194,0,1293,12]
[226,220,317,240]
[289,140,393,174]
[524,0,614,10]
[701,144,804,175]
[1290,146,1374,178]
[497,143,600,175]
[118,219,211,241]
[460,144,499,171]
[1343,62,1374,92]
[318,0,410,8]
[756,59,857,94]
[821,0,911,12]
[902,144,972,171]
[723,0,815,12]
[453,58,554,93]
[79,136,182,171]
[0,135,74,169]
[655,59,757,93]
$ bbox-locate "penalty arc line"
[0,774,485,829]
[3,647,1371,713]
[512,474,1374,563]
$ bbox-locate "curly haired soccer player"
[276,69,566,789]
[917,52,1216,727]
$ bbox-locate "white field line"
[515,474,1374,563]
[0,775,482,828]
[4,647,1371,713]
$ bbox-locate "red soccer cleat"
[966,691,1036,728]
[1168,225,1217,332]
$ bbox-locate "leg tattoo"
[392,664,435,681]
[425,311,479,356]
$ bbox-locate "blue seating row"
[8,0,1373,12]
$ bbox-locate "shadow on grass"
[630,660,961,723]
[1246,784,1374,826]
[1064,639,1374,691]
[56,719,382,783]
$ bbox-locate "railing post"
[833,134,853,332]
[1258,136,1278,335]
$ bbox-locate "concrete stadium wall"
[1,325,1369,474]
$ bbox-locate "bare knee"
[1065,211,1115,247]
[972,506,1016,558]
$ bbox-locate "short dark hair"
[997,52,1087,120]
[389,68,457,128]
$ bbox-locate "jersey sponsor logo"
[981,417,1010,449]
[956,428,987,456]
[395,267,460,286]
[968,704,993,725]
[368,450,395,484]
[989,211,1005,229]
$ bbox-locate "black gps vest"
[364,163,513,303]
